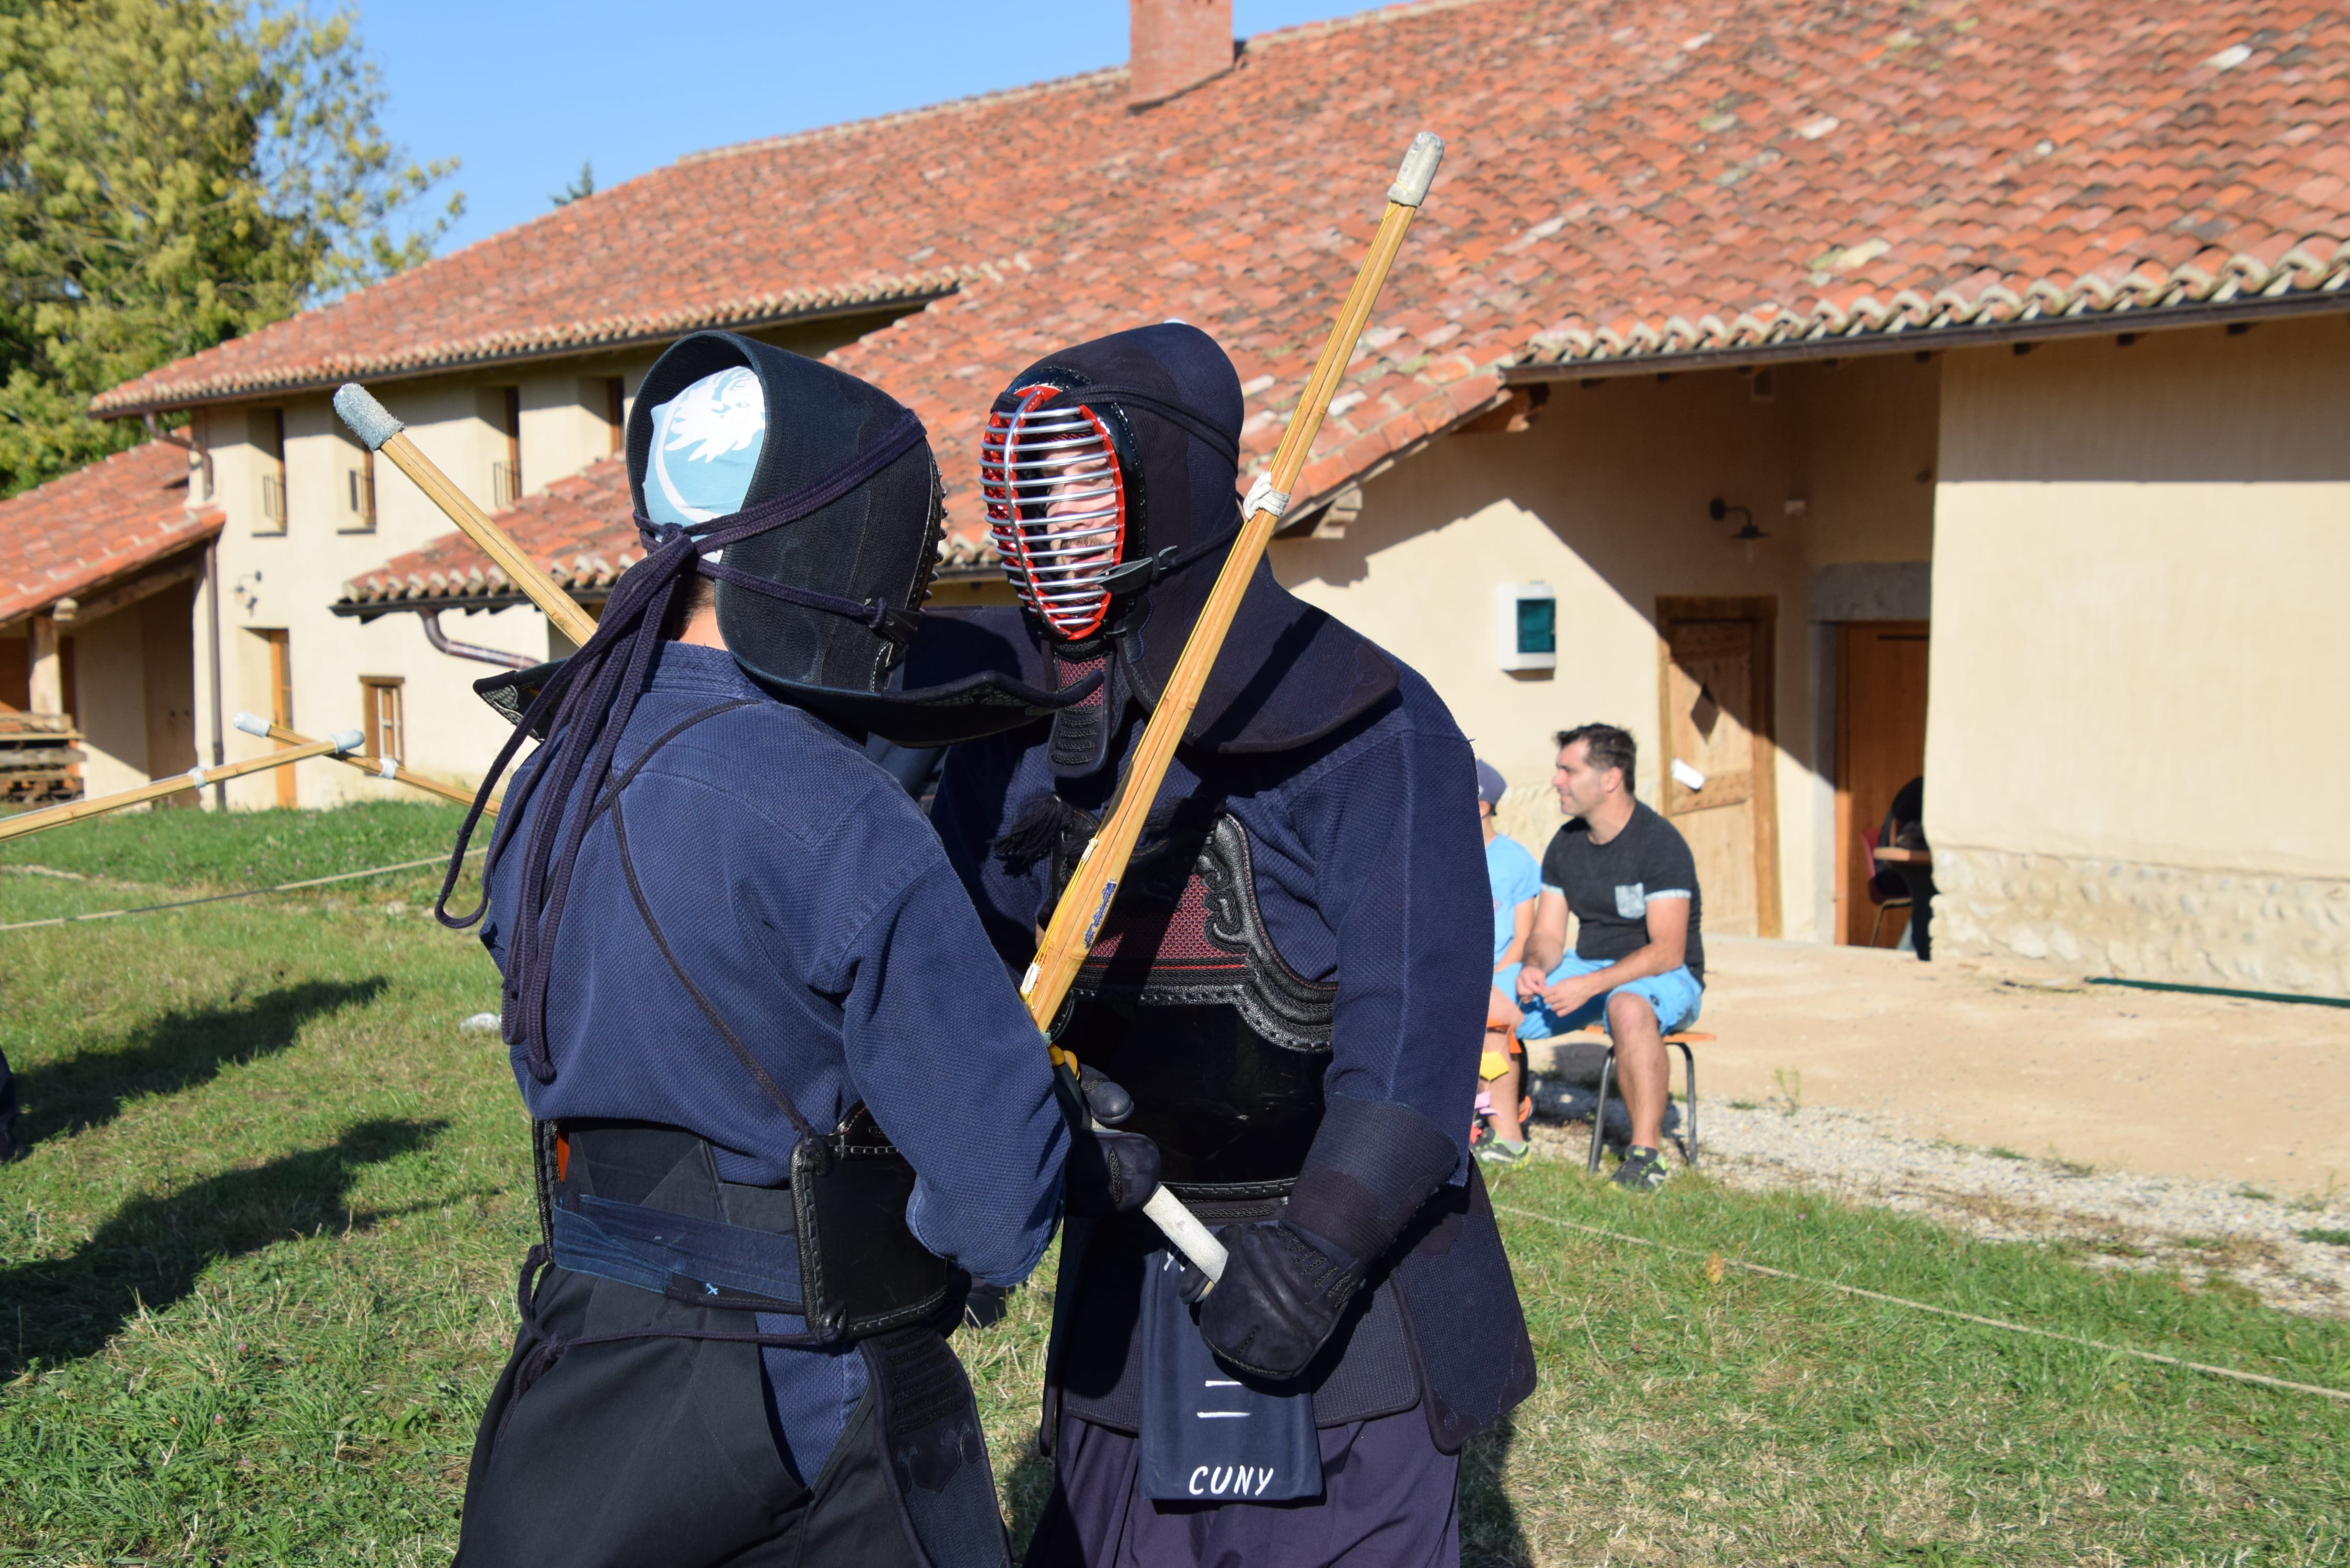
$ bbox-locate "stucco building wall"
[1272,357,1941,942]
[175,307,916,811]
[1926,319,2350,991]
[193,366,606,811]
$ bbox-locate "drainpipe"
[419,608,533,669]
[204,540,226,810]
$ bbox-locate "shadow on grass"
[1460,1412,1533,1567]
[2,1116,445,1370]
[1003,1442,1057,1556]
[14,977,387,1145]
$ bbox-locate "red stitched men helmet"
[981,384,1130,640]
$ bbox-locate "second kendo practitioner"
[926,324,1536,1566]
[438,331,1164,1567]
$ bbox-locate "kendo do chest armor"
[1053,813,1334,1197]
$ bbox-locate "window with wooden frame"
[491,386,522,506]
[361,676,405,764]
[342,442,376,533]
[251,408,287,534]
[603,377,626,455]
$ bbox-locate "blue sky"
[361,2,1389,257]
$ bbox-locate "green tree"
[550,158,593,206]
[0,1,458,494]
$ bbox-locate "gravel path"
[1525,1076,2350,1318]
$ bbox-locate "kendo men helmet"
[625,332,1102,743]
[447,332,1100,1063]
[471,331,1097,750]
[980,323,1399,774]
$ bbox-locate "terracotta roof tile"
[283,0,2348,611]
[338,456,1002,612]
[0,443,221,626]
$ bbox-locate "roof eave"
[331,585,610,624]
[1506,289,2350,384]
[91,283,960,419]
[332,559,1009,620]
[0,513,223,635]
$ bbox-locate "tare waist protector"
[537,1116,959,1344]
[1053,813,1334,1198]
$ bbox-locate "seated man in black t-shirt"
[1499,724,1704,1192]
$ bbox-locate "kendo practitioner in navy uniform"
[924,324,1536,1567]
[439,331,1162,1568]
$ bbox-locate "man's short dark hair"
[1556,723,1637,793]
[662,573,718,641]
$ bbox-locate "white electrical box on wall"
[1495,582,1557,672]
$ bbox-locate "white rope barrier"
[1492,1202,2350,1404]
[0,846,486,934]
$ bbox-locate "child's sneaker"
[1476,1138,1530,1168]
[1609,1145,1669,1192]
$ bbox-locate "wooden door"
[1835,621,1930,944]
[142,582,199,805]
[1656,597,1779,938]
[261,629,296,808]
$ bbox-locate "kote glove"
[1059,1065,1161,1216]
[1197,1093,1458,1378]
[1065,1126,1162,1216]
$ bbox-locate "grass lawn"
[4,805,2347,1564]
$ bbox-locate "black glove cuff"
[1285,1093,1458,1264]
[1065,1128,1162,1216]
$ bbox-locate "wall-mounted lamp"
[1495,582,1557,673]
[1710,497,1769,562]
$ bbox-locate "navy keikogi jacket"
[480,640,1067,1477]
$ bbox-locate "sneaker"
[1610,1146,1669,1192]
[1476,1138,1530,1168]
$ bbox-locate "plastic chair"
[1861,826,1913,947]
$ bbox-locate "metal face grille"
[981,385,1126,639]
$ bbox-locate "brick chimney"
[1129,0,1234,109]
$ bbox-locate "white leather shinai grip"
[232,711,272,739]
[1144,1186,1228,1283]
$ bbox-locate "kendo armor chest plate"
[1055,814,1334,1197]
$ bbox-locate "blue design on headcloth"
[646,367,766,525]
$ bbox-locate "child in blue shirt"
[1477,759,1541,1163]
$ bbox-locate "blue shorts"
[1494,954,1703,1040]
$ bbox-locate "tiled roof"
[290,0,2350,610]
[336,455,1003,612]
[0,442,221,627]
[343,456,632,614]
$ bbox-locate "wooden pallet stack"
[0,711,84,809]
